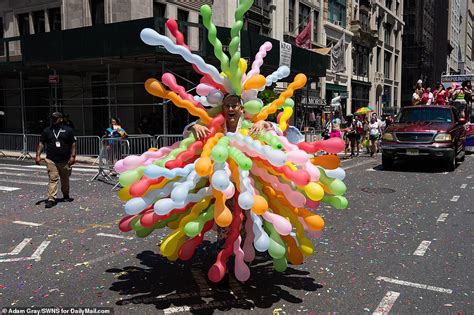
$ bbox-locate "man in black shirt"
[35,112,77,208]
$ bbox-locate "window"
[328,0,347,28]
[377,47,381,71]
[248,22,261,34]
[90,0,105,25]
[33,11,45,34]
[299,3,311,33]
[386,0,393,10]
[177,9,189,44]
[0,17,4,56]
[289,0,295,33]
[384,23,392,45]
[394,55,398,78]
[48,8,61,31]
[17,13,30,36]
[313,10,319,42]
[396,1,400,15]
[153,2,166,18]
[384,53,391,78]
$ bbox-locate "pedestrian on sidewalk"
[355,115,364,156]
[368,116,381,157]
[35,112,76,208]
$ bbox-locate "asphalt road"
[0,155,472,314]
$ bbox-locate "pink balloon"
[233,236,250,282]
[242,213,255,262]
[223,184,235,199]
[162,73,201,107]
[305,161,320,181]
[277,111,284,123]
[114,160,127,173]
[262,212,292,235]
[305,199,320,210]
[123,155,146,169]
[196,83,215,97]
[287,150,308,165]
[246,41,272,77]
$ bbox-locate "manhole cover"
[361,187,396,194]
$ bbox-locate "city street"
[0,155,472,314]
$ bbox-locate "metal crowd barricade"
[0,133,25,157]
[76,135,101,164]
[91,137,129,185]
[126,134,156,155]
[156,134,184,148]
[22,134,41,160]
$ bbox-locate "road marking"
[450,195,460,202]
[343,159,375,170]
[372,291,400,315]
[75,248,128,266]
[0,186,20,191]
[437,213,449,223]
[413,241,431,256]
[24,165,98,173]
[96,233,133,240]
[0,171,81,181]
[0,240,50,262]
[164,306,192,314]
[460,184,467,189]
[467,175,472,179]
[0,238,32,256]
[13,221,43,227]
[0,178,47,186]
[365,168,376,172]
[376,276,452,294]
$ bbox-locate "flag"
[331,35,346,73]
[295,20,312,49]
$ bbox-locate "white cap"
[417,79,422,84]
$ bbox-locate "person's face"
[371,118,376,123]
[223,98,243,123]
[111,119,117,125]
[52,117,63,126]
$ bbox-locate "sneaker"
[63,195,74,202]
[45,199,57,208]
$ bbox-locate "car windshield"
[396,108,453,123]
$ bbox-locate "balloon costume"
[114,0,348,283]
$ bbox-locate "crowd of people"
[412,79,473,120]
[323,110,393,159]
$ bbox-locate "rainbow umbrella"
[354,106,374,115]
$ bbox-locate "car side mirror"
[458,118,466,124]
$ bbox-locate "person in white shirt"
[426,87,434,105]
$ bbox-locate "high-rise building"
[447,0,463,74]
[401,0,449,105]
[459,0,473,73]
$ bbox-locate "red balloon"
[118,215,136,232]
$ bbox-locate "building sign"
[279,42,292,67]
[48,75,59,84]
[441,74,474,87]
[300,96,326,107]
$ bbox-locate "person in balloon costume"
[114,0,348,283]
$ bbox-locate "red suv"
[381,106,466,171]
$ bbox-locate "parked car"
[381,105,466,171]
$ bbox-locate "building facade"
[459,0,473,73]
[447,0,462,74]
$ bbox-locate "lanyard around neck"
[52,128,64,140]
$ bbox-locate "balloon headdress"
[114,0,348,283]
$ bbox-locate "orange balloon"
[243,74,266,90]
[253,73,307,121]
[145,78,212,125]
[213,190,232,227]
[298,208,325,231]
[281,235,304,265]
[311,155,341,169]
[148,147,158,151]
[195,157,212,176]
[251,194,268,215]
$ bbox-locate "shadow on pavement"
[106,241,322,314]
[371,159,457,173]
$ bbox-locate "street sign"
[48,74,59,84]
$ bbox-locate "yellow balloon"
[243,74,266,90]
[118,187,132,201]
[239,58,248,75]
[303,182,325,201]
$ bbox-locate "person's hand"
[190,124,210,141]
[67,156,76,166]
[249,120,272,136]
[35,156,41,165]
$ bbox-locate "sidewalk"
[0,150,98,165]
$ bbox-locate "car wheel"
[382,155,394,170]
[458,149,465,162]
[446,155,456,172]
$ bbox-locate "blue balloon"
[212,170,230,191]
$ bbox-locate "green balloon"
[243,100,263,114]
[200,5,230,74]
[264,221,286,259]
[130,216,143,231]
[211,145,228,163]
[273,257,288,272]
[283,98,295,108]
[119,167,144,187]
[241,120,253,129]
[136,228,153,238]
[228,146,252,170]
[321,195,348,209]
[318,168,347,196]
